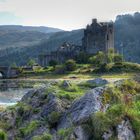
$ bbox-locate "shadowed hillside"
[1,12,140,66]
[0,29,84,66]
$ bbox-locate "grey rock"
[41,93,66,117]
[117,119,135,140]
[61,80,71,88]
[58,87,106,129]
[72,126,91,140]
[102,130,113,140]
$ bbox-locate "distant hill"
[1,12,140,66]
[0,25,63,65]
[115,12,140,63]
[0,25,62,33]
[0,29,84,66]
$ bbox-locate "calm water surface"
[0,79,47,106]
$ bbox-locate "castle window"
[107,34,109,40]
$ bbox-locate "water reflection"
[0,80,46,106]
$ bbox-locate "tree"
[89,51,106,66]
[49,60,58,68]
[75,52,89,64]
[65,59,76,71]
[27,59,36,66]
[107,48,115,63]
[114,54,123,63]
[11,62,17,68]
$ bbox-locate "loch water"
[0,79,46,106]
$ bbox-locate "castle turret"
[82,19,114,54]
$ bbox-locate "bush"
[19,121,39,137]
[48,112,61,127]
[55,65,66,74]
[75,52,89,64]
[114,54,123,63]
[0,130,7,140]
[32,132,52,140]
[91,112,112,139]
[65,59,76,71]
[49,60,58,68]
[57,128,73,140]
[89,51,106,66]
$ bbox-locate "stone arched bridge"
[0,67,20,78]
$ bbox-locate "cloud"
[0,12,22,25]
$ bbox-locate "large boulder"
[61,80,72,88]
[41,93,67,117]
[58,87,106,129]
[117,119,135,140]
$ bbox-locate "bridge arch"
[0,71,6,79]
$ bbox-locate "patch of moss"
[48,112,61,127]
[19,120,39,137]
[0,129,7,140]
[57,128,73,140]
[32,132,52,140]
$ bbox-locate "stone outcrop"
[58,87,106,129]
[117,119,135,140]
[0,81,136,140]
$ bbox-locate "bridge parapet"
[0,66,20,78]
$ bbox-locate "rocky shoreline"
[0,78,137,140]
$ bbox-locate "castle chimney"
[92,18,97,23]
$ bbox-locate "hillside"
[1,12,140,66]
[0,25,63,65]
[0,25,62,34]
[115,12,140,63]
[0,29,84,66]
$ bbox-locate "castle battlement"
[38,19,114,67]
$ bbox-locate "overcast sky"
[0,0,139,30]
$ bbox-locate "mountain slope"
[0,29,84,66]
[1,12,140,66]
[115,12,140,63]
[0,25,63,33]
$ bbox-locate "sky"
[0,0,139,30]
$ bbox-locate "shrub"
[49,60,58,68]
[65,59,76,71]
[32,132,52,140]
[75,52,89,64]
[48,112,61,127]
[114,54,123,63]
[0,130,7,140]
[55,65,66,74]
[57,128,73,140]
[89,51,106,66]
[19,121,39,137]
[91,112,112,139]
[27,59,36,66]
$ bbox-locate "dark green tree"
[89,51,106,66]
[27,59,36,66]
[65,59,76,71]
[49,60,58,68]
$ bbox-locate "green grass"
[18,62,138,80]
[32,132,52,140]
[0,130,7,140]
[19,120,39,137]
[88,79,140,139]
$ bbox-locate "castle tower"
[82,19,114,54]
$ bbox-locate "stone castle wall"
[38,19,114,67]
